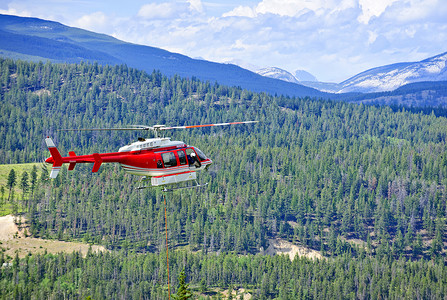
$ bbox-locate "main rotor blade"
[57,121,258,133]
[160,121,259,131]
[58,127,151,131]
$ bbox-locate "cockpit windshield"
[193,147,207,161]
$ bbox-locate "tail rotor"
[45,137,63,178]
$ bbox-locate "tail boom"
[45,137,121,178]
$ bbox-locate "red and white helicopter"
[45,121,257,190]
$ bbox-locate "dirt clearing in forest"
[265,238,323,260]
[0,215,106,259]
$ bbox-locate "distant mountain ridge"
[256,67,300,84]
[339,52,447,93]
[0,14,326,98]
[255,67,318,84]
[255,53,447,95]
[348,81,447,107]
[294,70,318,82]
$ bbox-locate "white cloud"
[138,2,185,19]
[223,0,358,18]
[211,0,447,81]
[256,0,326,17]
[384,0,445,23]
[188,0,203,13]
[3,0,446,82]
[0,8,32,17]
[223,6,257,18]
[223,0,321,18]
[367,30,378,44]
[137,1,202,20]
[357,0,398,24]
[74,12,109,31]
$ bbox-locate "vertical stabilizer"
[92,153,103,172]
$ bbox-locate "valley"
[0,9,447,296]
[0,58,446,298]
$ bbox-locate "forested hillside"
[350,81,447,107]
[1,58,447,299]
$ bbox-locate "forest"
[1,58,447,299]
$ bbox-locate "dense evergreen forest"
[1,58,447,299]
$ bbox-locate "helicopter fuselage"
[45,137,212,186]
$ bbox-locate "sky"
[1,0,446,83]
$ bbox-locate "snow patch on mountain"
[256,67,300,84]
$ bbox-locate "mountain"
[0,13,327,98]
[349,81,447,107]
[255,67,319,84]
[297,52,447,96]
[294,70,317,82]
[297,81,342,93]
[254,67,346,94]
[339,52,447,93]
[224,59,261,73]
[256,67,299,84]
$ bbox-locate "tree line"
[1,249,446,299]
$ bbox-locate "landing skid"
[136,177,207,191]
[136,176,152,190]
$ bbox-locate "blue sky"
[1,0,446,82]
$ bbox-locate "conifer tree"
[20,171,29,201]
[30,165,38,196]
[0,186,4,204]
[172,269,193,300]
[7,169,16,202]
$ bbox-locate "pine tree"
[7,169,16,202]
[172,269,193,300]
[20,171,29,201]
[0,186,4,204]
[30,165,38,196]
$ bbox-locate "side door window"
[162,152,177,168]
[177,150,187,165]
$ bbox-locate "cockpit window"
[193,147,207,161]
[162,152,177,168]
[185,148,196,164]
